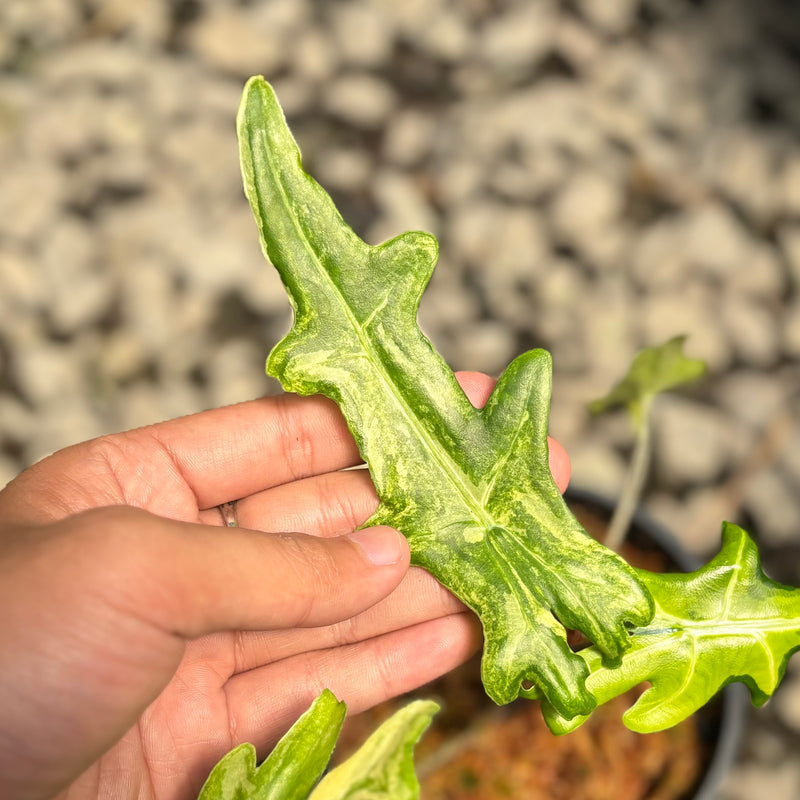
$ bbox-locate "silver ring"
[218,501,239,528]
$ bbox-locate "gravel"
[1,0,799,790]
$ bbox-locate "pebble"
[549,168,624,250]
[743,470,800,546]
[185,5,288,77]
[721,295,781,368]
[653,396,742,488]
[322,72,397,130]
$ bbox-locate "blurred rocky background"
[1,0,799,795]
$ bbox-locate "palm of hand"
[0,393,479,800]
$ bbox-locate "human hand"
[0,371,569,800]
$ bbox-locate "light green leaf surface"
[541,523,800,733]
[310,700,438,800]
[589,336,705,428]
[238,75,653,718]
[197,690,345,800]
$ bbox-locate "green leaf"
[589,336,705,428]
[237,76,653,719]
[541,523,800,733]
[310,700,438,800]
[197,689,346,800]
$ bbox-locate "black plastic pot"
[565,487,749,800]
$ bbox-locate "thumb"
[82,507,412,639]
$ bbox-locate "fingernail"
[348,527,405,566]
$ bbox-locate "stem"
[604,398,653,552]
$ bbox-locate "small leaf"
[589,336,705,427]
[197,690,346,800]
[310,700,438,800]
[541,523,800,733]
[238,75,653,719]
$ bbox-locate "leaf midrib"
[254,121,494,533]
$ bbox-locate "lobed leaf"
[197,689,345,800]
[309,700,438,800]
[237,76,653,718]
[541,523,800,733]
[589,336,705,428]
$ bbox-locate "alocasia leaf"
[197,689,345,800]
[541,523,800,733]
[589,335,706,428]
[237,76,653,718]
[309,700,438,800]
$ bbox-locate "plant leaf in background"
[197,690,345,800]
[589,336,706,551]
[237,75,654,718]
[309,700,438,800]
[589,335,706,428]
[540,523,800,733]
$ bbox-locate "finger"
[224,612,481,753]
[229,566,466,672]
[220,467,378,537]
[138,393,361,510]
[38,507,408,639]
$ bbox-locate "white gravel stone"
[418,270,481,338]
[629,216,692,289]
[779,151,800,217]
[683,202,756,279]
[292,27,339,84]
[778,223,800,288]
[448,319,517,376]
[550,168,624,247]
[0,247,40,313]
[448,200,549,283]
[653,395,742,488]
[13,343,85,407]
[330,2,394,69]
[367,170,439,244]
[307,146,373,193]
[206,339,271,409]
[382,109,438,167]
[0,394,37,453]
[38,218,112,335]
[323,73,397,130]
[479,2,556,75]
[574,0,639,36]
[726,243,786,300]
[721,295,781,367]
[701,128,779,225]
[0,455,20,491]
[645,488,735,557]
[567,441,627,498]
[713,370,789,431]
[719,759,800,800]
[115,379,205,433]
[773,663,800,734]
[87,0,171,46]
[395,5,472,62]
[0,160,64,243]
[744,469,800,546]
[186,5,289,77]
